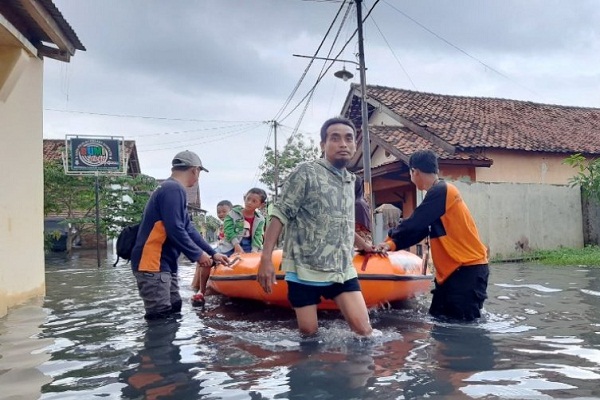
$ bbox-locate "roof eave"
[18,0,85,62]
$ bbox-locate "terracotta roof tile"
[365,85,600,155]
[371,126,490,163]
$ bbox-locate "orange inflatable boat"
[209,249,433,310]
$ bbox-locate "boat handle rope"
[215,256,241,270]
[357,249,388,271]
[360,253,372,271]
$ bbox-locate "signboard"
[63,135,126,175]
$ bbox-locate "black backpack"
[113,224,140,267]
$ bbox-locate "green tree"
[564,154,600,201]
[44,161,97,252]
[193,213,221,243]
[101,173,158,237]
[259,131,320,195]
[44,160,157,251]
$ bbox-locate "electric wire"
[252,122,275,187]
[383,0,537,95]
[370,16,417,90]
[271,0,349,122]
[44,108,260,123]
[139,123,265,152]
[278,0,381,123]
[139,124,264,149]
[257,1,349,187]
[291,2,354,134]
[128,122,263,139]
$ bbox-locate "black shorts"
[287,277,361,308]
[429,264,489,322]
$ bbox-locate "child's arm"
[223,214,243,253]
[223,214,238,243]
[252,216,266,252]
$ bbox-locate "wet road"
[1,251,599,399]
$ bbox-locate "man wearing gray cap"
[131,150,228,320]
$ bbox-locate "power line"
[139,123,265,152]
[370,16,417,90]
[291,2,354,134]
[128,122,263,138]
[44,108,261,123]
[279,0,381,123]
[139,123,263,148]
[383,0,537,96]
[257,0,349,188]
[272,0,349,122]
[252,122,275,187]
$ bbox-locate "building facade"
[343,85,600,259]
[0,0,84,317]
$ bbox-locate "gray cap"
[172,150,209,172]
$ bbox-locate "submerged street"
[1,251,599,399]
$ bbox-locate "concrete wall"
[478,150,576,185]
[0,47,45,317]
[582,196,600,246]
[456,181,584,260]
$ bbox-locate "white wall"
[456,181,584,259]
[477,150,577,185]
[0,48,45,317]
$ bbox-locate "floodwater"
[1,252,600,400]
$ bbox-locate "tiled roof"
[43,139,67,162]
[365,85,600,155]
[0,0,85,51]
[371,126,491,163]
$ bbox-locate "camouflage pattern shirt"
[271,158,356,283]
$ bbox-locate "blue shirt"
[131,178,214,273]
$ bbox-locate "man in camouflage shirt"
[258,117,374,336]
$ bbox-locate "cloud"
[45,0,600,215]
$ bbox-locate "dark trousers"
[429,264,489,322]
[134,271,182,320]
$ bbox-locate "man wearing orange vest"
[377,150,489,321]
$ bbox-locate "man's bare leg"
[335,291,372,336]
[293,305,319,336]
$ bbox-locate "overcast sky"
[44,0,600,216]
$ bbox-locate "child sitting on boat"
[191,200,233,304]
[219,188,267,256]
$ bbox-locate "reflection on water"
[120,318,202,399]
[0,251,599,399]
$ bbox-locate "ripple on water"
[495,283,563,293]
[478,310,537,334]
[517,335,600,365]
[4,259,600,399]
[581,288,600,297]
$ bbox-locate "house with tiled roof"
[342,85,600,258]
[1,0,84,317]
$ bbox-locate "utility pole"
[273,120,279,201]
[355,0,374,214]
[291,0,374,215]
[94,170,101,268]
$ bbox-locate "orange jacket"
[385,180,487,284]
